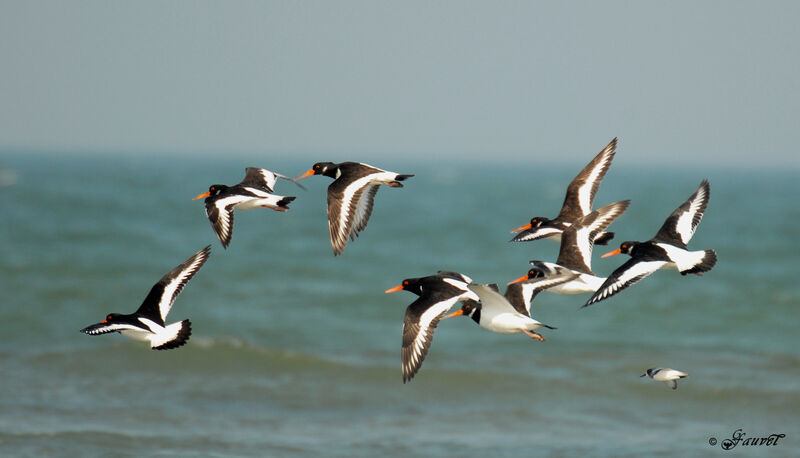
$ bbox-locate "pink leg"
[261,205,288,212]
[522,329,545,341]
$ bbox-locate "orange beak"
[296,169,316,180]
[507,274,529,285]
[385,285,404,293]
[602,248,622,258]
[193,191,210,200]
[444,309,464,319]
[101,319,108,324]
[510,223,533,234]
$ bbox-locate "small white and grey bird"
[510,137,618,245]
[296,161,413,256]
[194,167,300,248]
[508,200,631,295]
[445,283,556,341]
[80,245,211,350]
[583,180,716,307]
[641,367,688,390]
[386,271,478,383]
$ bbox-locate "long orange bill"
[510,223,533,234]
[602,248,622,258]
[385,285,404,293]
[296,169,316,180]
[507,274,529,285]
[444,309,464,319]
[193,191,211,200]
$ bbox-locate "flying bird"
[194,167,299,248]
[445,283,556,341]
[641,367,688,390]
[511,138,618,245]
[583,180,716,307]
[385,271,478,383]
[297,162,413,255]
[509,200,631,295]
[80,245,211,350]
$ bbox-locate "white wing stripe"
[333,172,396,245]
[593,260,665,301]
[409,297,459,368]
[157,253,207,322]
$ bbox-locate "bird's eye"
[403,280,408,286]
[106,315,113,321]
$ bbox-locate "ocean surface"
[1,152,798,457]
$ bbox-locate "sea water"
[0,152,797,456]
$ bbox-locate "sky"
[1,1,798,167]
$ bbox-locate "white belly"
[483,312,542,334]
[120,328,153,342]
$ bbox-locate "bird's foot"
[523,330,545,341]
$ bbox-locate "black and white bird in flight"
[510,138,618,245]
[80,245,211,350]
[445,282,557,341]
[297,162,413,256]
[641,367,688,390]
[509,200,631,295]
[583,180,716,307]
[385,271,478,383]
[194,167,300,248]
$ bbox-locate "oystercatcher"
[583,180,716,307]
[445,283,556,341]
[297,162,413,255]
[385,271,477,383]
[194,167,298,248]
[509,200,631,295]
[511,138,618,245]
[80,245,211,350]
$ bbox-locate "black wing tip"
[79,323,103,334]
[580,297,599,308]
[510,230,542,243]
[681,250,718,275]
[278,196,296,207]
[602,137,618,156]
[212,225,232,249]
[153,319,192,350]
[593,231,614,245]
[396,174,414,181]
[694,179,711,202]
[608,199,631,214]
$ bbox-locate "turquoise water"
[1,153,798,456]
